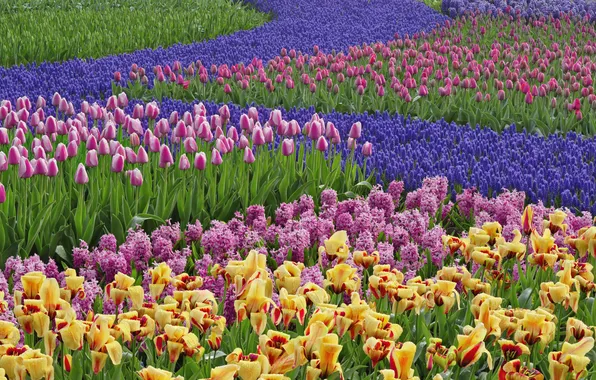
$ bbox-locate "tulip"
[7,146,21,166]
[178,154,191,170]
[323,231,349,263]
[0,152,6,172]
[194,152,207,170]
[184,137,198,153]
[238,135,250,149]
[362,142,373,157]
[306,334,343,379]
[315,136,328,152]
[211,149,223,165]
[252,126,266,146]
[19,157,34,179]
[87,317,123,373]
[324,264,360,294]
[133,104,144,119]
[159,145,174,168]
[130,169,143,187]
[47,159,59,177]
[0,183,5,204]
[281,139,294,156]
[243,147,255,164]
[138,366,183,380]
[364,337,394,367]
[85,150,98,167]
[74,164,89,184]
[111,154,125,173]
[548,337,594,380]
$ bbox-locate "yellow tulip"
[259,331,303,375]
[273,261,304,295]
[565,317,594,342]
[353,250,380,269]
[425,280,459,313]
[0,346,28,379]
[498,339,530,361]
[61,268,85,302]
[500,359,544,380]
[471,247,502,270]
[363,310,403,341]
[86,316,122,373]
[565,226,596,258]
[436,267,463,283]
[513,310,556,350]
[149,263,173,300]
[548,337,594,380]
[324,264,360,294]
[306,334,343,380]
[363,337,394,367]
[482,221,502,244]
[496,230,526,261]
[387,341,418,380]
[155,324,204,363]
[170,273,204,291]
[391,285,425,315]
[200,364,239,380]
[531,229,556,254]
[521,205,534,235]
[441,235,469,256]
[0,321,20,346]
[39,278,69,319]
[539,281,580,313]
[14,300,49,337]
[425,338,456,372]
[138,366,184,380]
[297,283,330,306]
[455,324,492,369]
[106,272,144,309]
[234,276,273,334]
[225,250,268,285]
[225,348,270,380]
[322,230,349,263]
[543,210,568,235]
[19,349,54,380]
[16,272,46,304]
[272,288,307,328]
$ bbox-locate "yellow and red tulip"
[353,250,380,269]
[363,337,394,367]
[387,341,419,380]
[455,323,492,369]
[149,262,173,300]
[548,337,594,380]
[321,230,349,263]
[273,262,304,294]
[225,348,271,380]
[138,366,184,380]
[426,338,456,372]
[324,264,360,294]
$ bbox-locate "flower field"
[0,0,595,379]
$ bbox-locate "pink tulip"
[211,148,223,165]
[124,147,137,164]
[35,96,46,109]
[551,97,557,109]
[159,145,174,168]
[132,104,144,119]
[74,163,89,184]
[0,152,6,172]
[525,92,533,104]
[85,150,99,167]
[149,136,161,153]
[8,146,21,165]
[19,157,34,178]
[263,126,274,143]
[281,139,294,156]
[136,147,149,164]
[184,137,198,153]
[270,109,282,127]
[106,95,117,110]
[146,102,159,120]
[194,152,207,170]
[248,107,259,122]
[362,142,373,157]
[114,108,126,125]
[58,98,69,113]
[178,154,191,170]
[35,158,48,176]
[218,105,230,123]
[111,154,125,173]
[52,92,62,107]
[252,126,266,146]
[0,128,8,145]
[349,122,362,139]
[243,147,255,164]
[67,141,78,158]
[0,183,5,203]
[227,126,239,142]
[130,168,143,187]
[33,146,46,160]
[129,133,140,147]
[315,136,329,152]
[47,159,59,177]
[117,92,128,108]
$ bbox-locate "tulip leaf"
[55,245,72,267]
[129,213,165,229]
[518,287,533,309]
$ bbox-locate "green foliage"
[0,0,269,66]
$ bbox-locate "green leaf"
[129,213,165,229]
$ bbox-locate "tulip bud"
[117,92,128,108]
[194,152,207,170]
[130,168,143,187]
[35,158,48,176]
[47,159,59,177]
[263,126,274,143]
[362,142,373,157]
[252,126,266,146]
[111,154,125,173]
[74,163,89,184]
[19,157,33,179]
[315,136,329,152]
[227,126,239,142]
[0,152,7,172]
[66,141,78,158]
[8,146,21,165]
[52,92,62,107]
[149,136,161,153]
[270,109,282,127]
[178,154,191,170]
[525,92,533,104]
[211,148,223,165]
[243,147,255,164]
[0,128,8,145]
[281,139,294,156]
[159,145,174,168]
[85,150,98,167]
[0,183,5,203]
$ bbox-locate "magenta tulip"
[362,142,373,157]
[130,168,143,187]
[194,152,207,170]
[243,147,255,164]
[111,154,125,173]
[179,154,191,170]
[47,159,59,177]
[349,122,362,139]
[252,126,266,146]
[315,136,329,152]
[159,145,174,168]
[248,107,259,122]
[34,158,48,176]
[67,141,78,158]
[0,128,8,145]
[74,163,88,184]
[117,92,128,108]
[149,136,161,153]
[184,137,198,153]
[136,147,149,164]
[132,104,144,119]
[19,157,34,179]
[86,150,98,167]
[281,139,294,156]
[0,183,5,204]
[8,146,21,165]
[211,148,223,165]
[0,152,7,172]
